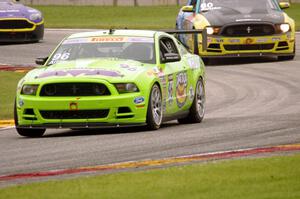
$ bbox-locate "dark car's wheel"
[178,78,205,124]
[146,84,163,130]
[278,42,296,61]
[14,101,45,137]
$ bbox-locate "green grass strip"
[32,4,300,30]
[0,72,24,120]
[36,6,180,29]
[1,153,300,199]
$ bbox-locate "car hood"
[0,1,40,19]
[201,8,284,26]
[24,59,154,83]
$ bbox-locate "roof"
[68,29,159,39]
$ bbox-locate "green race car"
[14,29,206,137]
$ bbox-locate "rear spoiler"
[161,29,207,52]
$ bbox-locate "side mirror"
[182,6,194,12]
[162,53,181,63]
[35,57,48,65]
[279,2,290,9]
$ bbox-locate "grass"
[285,4,300,30]
[0,154,300,198]
[31,4,300,30]
[0,72,24,120]
[34,6,180,29]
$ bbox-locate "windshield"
[47,36,156,65]
[199,0,279,13]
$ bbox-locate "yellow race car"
[176,0,295,61]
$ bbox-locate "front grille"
[40,110,109,119]
[224,44,275,51]
[222,24,275,37]
[0,20,34,29]
[40,83,110,97]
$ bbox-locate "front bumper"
[0,20,44,42]
[16,86,148,129]
[195,33,295,58]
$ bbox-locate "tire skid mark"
[0,143,300,182]
[220,67,300,116]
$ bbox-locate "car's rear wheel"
[178,78,205,124]
[146,84,162,130]
[278,42,295,61]
[14,101,45,137]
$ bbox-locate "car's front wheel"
[178,78,205,124]
[146,84,163,130]
[14,101,45,137]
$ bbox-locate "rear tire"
[146,84,163,130]
[178,79,205,124]
[14,101,45,137]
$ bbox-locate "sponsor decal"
[134,97,145,104]
[120,64,137,71]
[215,38,224,43]
[63,37,154,45]
[189,86,194,101]
[245,38,254,44]
[90,37,124,43]
[147,66,164,77]
[187,58,200,70]
[207,37,213,43]
[0,9,19,13]
[167,75,174,105]
[176,72,188,108]
[37,69,123,78]
[160,76,167,87]
[272,37,281,42]
[229,39,240,43]
[256,38,269,43]
[236,19,261,22]
[69,102,78,111]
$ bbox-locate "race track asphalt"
[0,30,300,183]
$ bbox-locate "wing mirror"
[162,53,181,63]
[182,5,194,12]
[35,57,48,65]
[279,2,290,9]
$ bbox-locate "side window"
[177,41,189,55]
[160,37,179,62]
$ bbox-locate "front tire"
[14,101,45,137]
[178,79,205,124]
[146,84,163,130]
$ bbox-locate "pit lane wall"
[22,0,188,6]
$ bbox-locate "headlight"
[280,24,290,33]
[114,83,139,94]
[276,23,290,33]
[206,27,221,35]
[21,84,39,95]
[29,13,42,21]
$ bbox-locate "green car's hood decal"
[25,59,153,83]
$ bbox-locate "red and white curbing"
[0,143,300,182]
